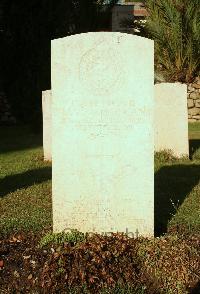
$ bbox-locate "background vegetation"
[121,0,200,83]
[1,0,117,128]
[145,0,200,83]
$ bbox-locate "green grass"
[154,154,200,235]
[39,229,86,248]
[155,122,200,235]
[0,123,200,237]
[0,125,52,237]
[188,121,200,135]
[188,122,200,160]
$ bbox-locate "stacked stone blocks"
[187,77,200,122]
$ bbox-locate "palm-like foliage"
[146,0,200,83]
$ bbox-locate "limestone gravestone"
[51,32,154,236]
[155,83,189,157]
[42,90,52,161]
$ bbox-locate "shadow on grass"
[189,139,200,159]
[0,125,42,154]
[155,164,200,236]
[0,167,52,198]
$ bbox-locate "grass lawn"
[0,123,200,237]
[0,126,52,237]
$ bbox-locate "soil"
[0,232,150,293]
[0,232,48,293]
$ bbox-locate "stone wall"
[187,77,200,122]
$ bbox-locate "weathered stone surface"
[188,98,194,108]
[188,108,200,116]
[195,99,200,108]
[52,32,154,236]
[42,90,52,161]
[192,115,200,119]
[188,85,193,92]
[190,92,200,99]
[194,77,200,84]
[155,83,189,157]
[192,83,200,89]
[187,79,200,121]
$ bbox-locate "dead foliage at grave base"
[1,232,200,293]
[40,234,156,293]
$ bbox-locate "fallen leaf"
[14,270,20,278]
[23,255,31,260]
[0,260,4,268]
[30,260,36,265]
[16,234,23,241]
[30,260,36,268]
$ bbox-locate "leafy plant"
[154,149,177,163]
[145,0,200,83]
[192,147,200,160]
[39,229,86,248]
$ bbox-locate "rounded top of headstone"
[51,31,154,101]
[52,31,154,46]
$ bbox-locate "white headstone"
[154,83,189,157]
[51,32,154,237]
[42,90,52,161]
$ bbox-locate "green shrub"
[39,229,86,247]
[154,150,178,163]
[192,147,200,160]
[146,0,200,83]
